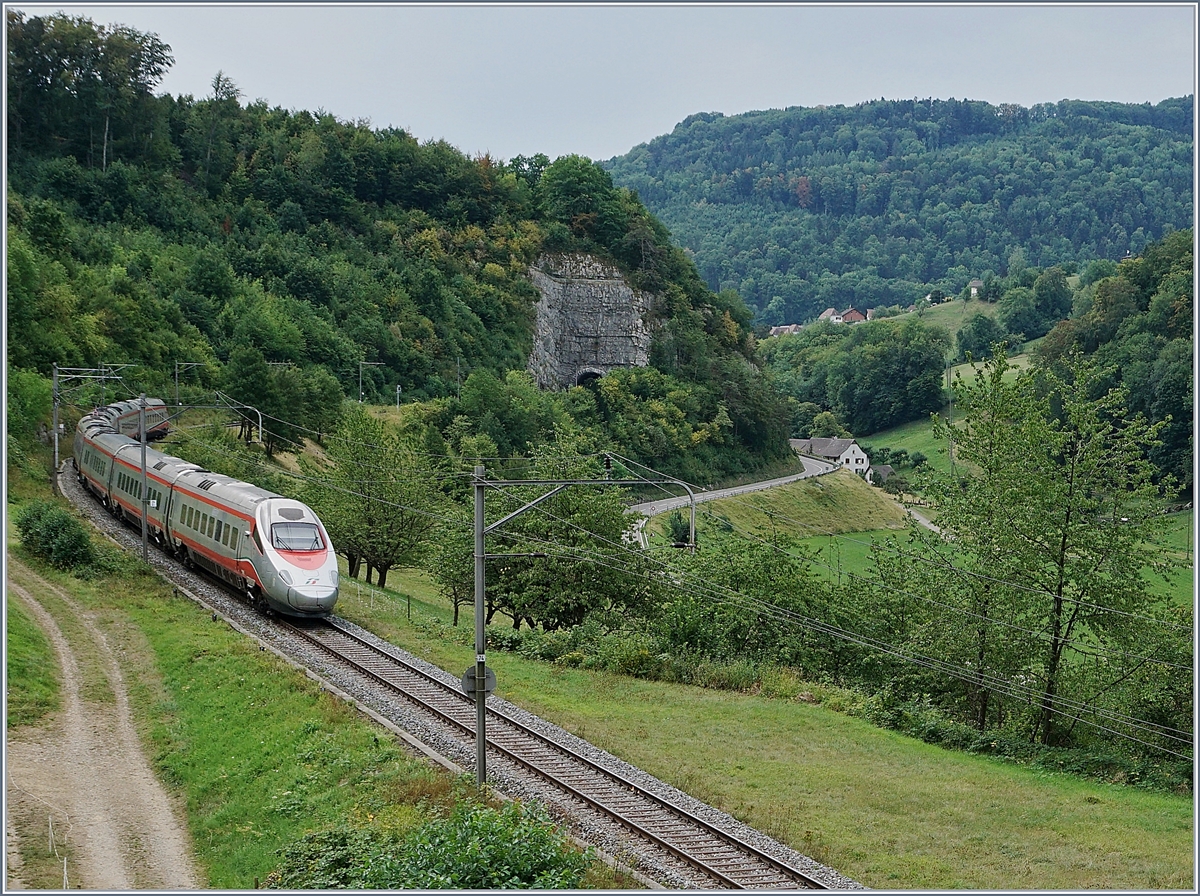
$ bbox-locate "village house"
[790,437,871,475]
[768,324,804,336]
[968,279,984,298]
[816,307,868,325]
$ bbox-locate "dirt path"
[5,559,201,890]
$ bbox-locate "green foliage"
[870,353,1191,750]
[304,404,445,588]
[605,98,1192,325]
[482,436,664,631]
[955,313,1009,361]
[760,318,949,435]
[267,827,400,889]
[1038,229,1193,494]
[6,366,52,439]
[378,801,588,889]
[278,802,588,889]
[15,500,96,570]
[7,9,789,483]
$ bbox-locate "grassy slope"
[646,468,908,542]
[6,594,61,727]
[336,569,1194,890]
[3,464,619,890]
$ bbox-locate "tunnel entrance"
[575,367,606,386]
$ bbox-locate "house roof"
[792,437,856,459]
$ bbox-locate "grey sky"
[18,3,1198,162]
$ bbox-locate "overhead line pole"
[139,393,149,563]
[468,466,694,786]
[50,364,136,493]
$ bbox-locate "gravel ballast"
[60,464,862,889]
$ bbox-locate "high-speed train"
[73,398,339,617]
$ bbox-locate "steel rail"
[283,617,828,890]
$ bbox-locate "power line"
[116,405,1192,755]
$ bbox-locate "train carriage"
[73,399,338,617]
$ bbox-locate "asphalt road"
[627,455,839,518]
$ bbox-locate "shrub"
[267,827,399,889]
[365,802,590,889]
[15,500,95,570]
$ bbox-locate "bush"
[365,802,589,889]
[15,500,95,570]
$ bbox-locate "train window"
[201,513,209,535]
[271,522,324,551]
[214,520,223,543]
[207,516,215,539]
[229,528,239,548]
[251,526,264,555]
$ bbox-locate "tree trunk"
[102,113,109,171]
[347,553,361,579]
[376,565,389,589]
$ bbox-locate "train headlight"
[278,570,293,585]
[330,570,339,585]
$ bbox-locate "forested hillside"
[604,98,1193,325]
[5,11,789,481]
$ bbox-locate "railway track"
[61,466,851,889]
[282,616,830,890]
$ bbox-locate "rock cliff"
[527,254,654,390]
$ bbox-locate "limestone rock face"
[527,253,654,390]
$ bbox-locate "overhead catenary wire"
[172,418,1194,680]
[480,486,1194,751]
[110,401,1192,756]
[608,451,1191,634]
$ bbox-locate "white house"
[790,437,871,475]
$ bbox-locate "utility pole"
[396,384,402,409]
[473,466,487,787]
[139,394,149,563]
[467,467,695,786]
[52,364,60,494]
[50,364,134,493]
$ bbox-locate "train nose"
[285,585,338,615]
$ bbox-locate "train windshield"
[271,522,324,551]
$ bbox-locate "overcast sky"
[19,3,1198,162]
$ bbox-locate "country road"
[628,455,839,518]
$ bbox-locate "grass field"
[3,467,623,890]
[1147,510,1195,605]
[5,595,61,728]
[336,567,1195,891]
[8,446,1192,890]
[646,468,909,543]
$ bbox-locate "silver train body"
[73,400,338,617]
